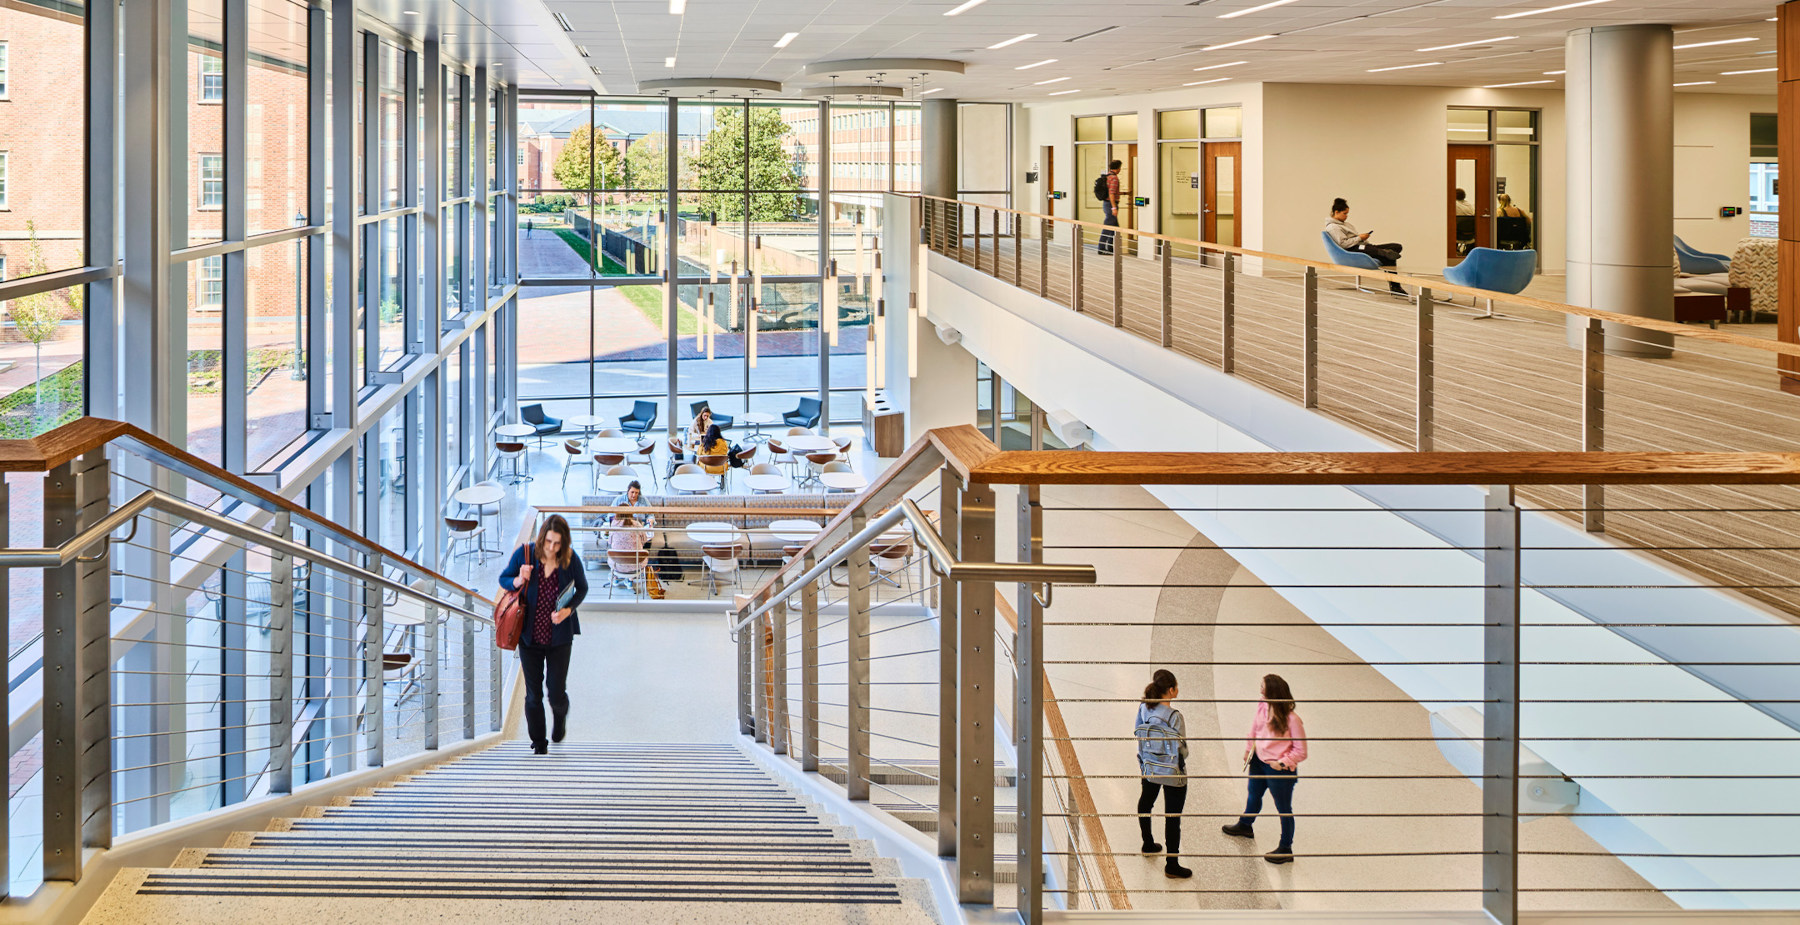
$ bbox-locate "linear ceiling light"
[1674,81,1716,86]
[920,87,945,95]
[989,33,1037,49]
[1185,77,1231,85]
[1418,36,1516,52]
[554,12,574,31]
[1543,69,1565,74]
[669,0,686,13]
[577,45,592,57]
[1193,60,1247,71]
[1015,58,1057,70]
[1483,79,1553,87]
[945,0,989,15]
[1368,61,1442,72]
[1494,0,1612,19]
[1065,26,1118,42]
[1203,34,1277,51]
[1672,38,1756,50]
[775,32,800,48]
[1033,76,1070,84]
[1048,88,1081,95]
[1721,67,1776,75]
[1218,0,1300,19]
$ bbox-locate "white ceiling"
[502,0,1782,101]
[356,0,597,88]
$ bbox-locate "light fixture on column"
[907,292,919,378]
[825,258,840,346]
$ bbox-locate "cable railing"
[0,417,497,899]
[729,424,1800,923]
[916,194,1800,626]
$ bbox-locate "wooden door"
[1448,144,1492,259]
[1203,141,1243,247]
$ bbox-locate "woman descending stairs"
[83,743,940,924]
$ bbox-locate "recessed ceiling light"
[1048,88,1081,95]
[1483,79,1553,87]
[944,0,989,15]
[1543,69,1565,75]
[1203,34,1277,51]
[1721,67,1776,75]
[1192,60,1247,72]
[989,34,1037,49]
[1015,58,1057,70]
[1494,0,1612,19]
[1368,62,1442,72]
[664,57,676,68]
[1418,36,1516,52]
[920,87,944,95]
[1674,81,1716,86]
[1033,76,1070,85]
[775,32,800,48]
[401,9,419,15]
[1185,77,1231,85]
[669,0,686,13]
[1218,0,1300,20]
[1673,37,1756,50]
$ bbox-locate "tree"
[550,124,622,198]
[8,222,71,410]
[622,131,668,194]
[691,107,802,222]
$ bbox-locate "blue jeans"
[1098,201,1119,253]
[1239,754,1298,850]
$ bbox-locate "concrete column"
[922,99,958,200]
[1777,4,1800,392]
[1564,24,1674,358]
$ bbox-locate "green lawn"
[550,229,700,334]
[0,361,84,438]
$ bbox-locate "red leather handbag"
[493,544,532,651]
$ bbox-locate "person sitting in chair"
[1324,197,1406,296]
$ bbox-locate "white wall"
[1674,92,1777,258]
[882,193,978,443]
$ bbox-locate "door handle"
[1202,208,1213,214]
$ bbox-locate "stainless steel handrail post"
[462,595,477,741]
[801,554,820,772]
[41,450,112,883]
[1221,252,1236,373]
[1071,232,1084,315]
[753,603,769,746]
[1015,484,1045,922]
[1111,239,1124,327]
[1583,317,1605,533]
[1012,211,1022,288]
[846,509,872,801]
[481,591,500,733]
[364,552,385,768]
[1038,217,1049,298]
[1302,265,1319,408]
[771,586,788,756]
[1483,484,1521,925]
[268,510,295,794]
[1159,239,1174,349]
[937,466,962,858]
[1417,287,1435,451]
[957,479,996,904]
[422,577,440,751]
[737,617,754,736]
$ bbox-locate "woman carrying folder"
[499,514,589,754]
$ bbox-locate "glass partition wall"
[517,93,922,428]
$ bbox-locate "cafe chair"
[690,400,734,430]
[619,400,658,435]
[521,403,563,447]
[784,397,822,429]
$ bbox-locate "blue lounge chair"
[1443,247,1536,320]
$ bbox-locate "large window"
[200,255,224,307]
[200,53,223,102]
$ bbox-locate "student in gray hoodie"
[1324,197,1406,295]
[1135,668,1193,879]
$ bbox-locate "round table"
[821,471,869,492]
[743,473,791,494]
[669,472,717,494]
[566,413,609,434]
[784,434,837,454]
[588,437,642,455]
[495,423,536,440]
[686,521,740,546]
[741,411,779,442]
[769,519,823,543]
[595,473,637,494]
[454,483,506,560]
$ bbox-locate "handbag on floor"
[493,544,532,651]
[646,567,666,600]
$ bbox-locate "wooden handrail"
[0,417,490,605]
[914,193,1800,361]
[535,505,847,518]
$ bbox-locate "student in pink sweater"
[1220,674,1307,864]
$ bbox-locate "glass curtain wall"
[517,94,920,429]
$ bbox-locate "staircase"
[84,742,941,924]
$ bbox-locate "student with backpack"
[1135,668,1192,879]
[1221,673,1308,863]
[1095,160,1122,254]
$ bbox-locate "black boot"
[552,712,567,743]
[532,741,548,755]
[1139,817,1161,853]
[1164,859,1193,879]
[1221,822,1254,839]
[1265,848,1294,865]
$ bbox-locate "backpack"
[1135,704,1182,778]
[1093,173,1111,203]
[652,544,686,581]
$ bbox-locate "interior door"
[1109,142,1140,255]
[1203,141,1242,248]
[1448,144,1492,259]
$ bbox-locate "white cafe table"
[769,519,823,543]
[783,434,837,454]
[741,411,779,442]
[588,436,642,455]
[595,473,637,494]
[686,521,740,546]
[566,413,609,434]
[453,483,506,560]
[495,422,537,441]
[820,471,868,492]
[668,472,717,494]
[742,473,791,494]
